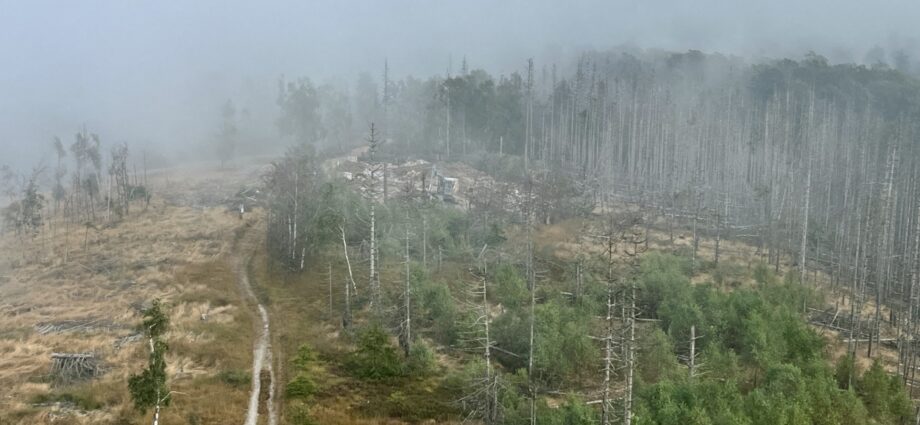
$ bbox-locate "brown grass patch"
[0,162,262,424]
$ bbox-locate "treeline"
[273,48,920,384]
[1,128,149,242]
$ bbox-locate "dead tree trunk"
[693,190,701,261]
[401,221,412,356]
[601,278,615,425]
[340,226,358,296]
[328,263,333,319]
[527,226,536,425]
[601,226,617,425]
[800,159,811,284]
[369,203,380,312]
[624,275,636,425]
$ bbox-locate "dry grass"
[0,162,262,424]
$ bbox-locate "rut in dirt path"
[237,250,278,425]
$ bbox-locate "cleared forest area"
[0,160,268,424]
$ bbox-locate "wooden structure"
[50,352,102,385]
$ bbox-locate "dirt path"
[236,231,278,425]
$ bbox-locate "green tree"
[287,344,316,399]
[833,353,857,390]
[639,328,681,383]
[412,266,459,345]
[493,264,528,309]
[277,77,323,144]
[347,324,403,380]
[128,300,170,422]
[858,360,912,423]
[405,340,436,377]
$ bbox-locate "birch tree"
[128,300,170,425]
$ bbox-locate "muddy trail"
[236,224,278,425]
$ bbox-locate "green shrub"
[291,344,315,370]
[286,373,316,398]
[285,342,318,398]
[347,324,403,380]
[414,273,459,345]
[752,262,777,285]
[405,341,437,377]
[493,264,528,308]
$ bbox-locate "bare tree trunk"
[690,325,696,378]
[479,274,496,425]
[800,159,811,284]
[601,279,614,425]
[714,206,722,265]
[343,275,352,330]
[446,86,451,158]
[601,231,616,425]
[527,226,536,425]
[328,263,333,319]
[369,204,379,311]
[624,277,636,425]
[153,395,160,425]
[403,222,412,356]
[422,215,427,268]
[340,226,357,296]
[693,190,701,261]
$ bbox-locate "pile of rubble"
[332,156,519,207]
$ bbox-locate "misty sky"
[2,0,919,171]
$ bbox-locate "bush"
[286,373,316,398]
[286,343,317,398]
[405,341,437,377]
[752,262,777,285]
[413,271,459,345]
[291,344,315,370]
[493,264,528,308]
[347,324,403,380]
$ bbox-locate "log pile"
[50,352,102,385]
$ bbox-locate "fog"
[2,0,919,171]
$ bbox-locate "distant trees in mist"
[216,99,238,168]
[276,51,920,325]
[263,48,920,414]
[1,126,149,255]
